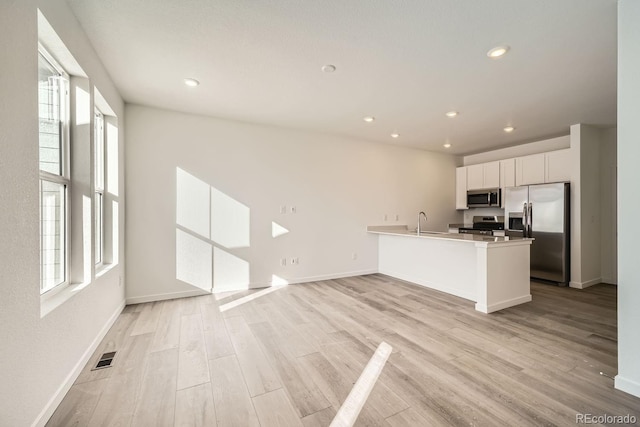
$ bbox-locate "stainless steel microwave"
[467,189,501,208]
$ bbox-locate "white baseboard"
[601,276,618,285]
[32,300,125,427]
[212,269,380,293]
[615,375,640,399]
[126,288,211,305]
[288,269,379,285]
[476,294,532,314]
[126,270,379,301]
[569,277,602,289]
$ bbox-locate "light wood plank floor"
[47,274,640,426]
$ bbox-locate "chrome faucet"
[417,211,427,234]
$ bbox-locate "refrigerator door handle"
[522,202,528,237]
[528,202,533,238]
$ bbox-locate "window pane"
[38,53,62,175]
[95,193,102,265]
[41,180,66,292]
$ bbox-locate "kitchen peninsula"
[367,226,533,313]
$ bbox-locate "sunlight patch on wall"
[83,195,91,285]
[176,167,210,239]
[176,229,212,290]
[106,121,118,197]
[271,275,289,286]
[72,195,92,291]
[213,247,249,291]
[112,200,119,265]
[271,222,289,238]
[211,187,250,248]
[75,86,90,125]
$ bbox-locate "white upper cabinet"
[467,161,500,190]
[466,164,484,190]
[500,159,516,207]
[515,150,572,186]
[456,167,468,210]
[545,148,572,183]
[500,159,516,188]
[484,161,500,188]
[515,153,545,186]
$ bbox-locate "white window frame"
[38,45,71,296]
[94,109,105,267]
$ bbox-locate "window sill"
[96,262,117,279]
[40,281,90,318]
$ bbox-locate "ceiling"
[66,0,618,155]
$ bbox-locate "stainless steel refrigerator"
[504,182,570,285]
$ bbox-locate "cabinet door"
[456,167,468,209]
[516,153,545,186]
[500,159,516,208]
[483,161,500,188]
[466,164,484,190]
[500,159,516,188]
[545,149,572,183]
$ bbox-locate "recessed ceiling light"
[443,143,452,148]
[487,46,510,59]
[503,126,515,133]
[184,78,200,87]
[445,111,458,118]
[363,116,375,123]
[321,64,336,73]
[391,133,400,139]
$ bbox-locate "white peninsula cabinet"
[368,226,533,313]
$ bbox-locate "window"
[38,47,69,294]
[94,110,105,265]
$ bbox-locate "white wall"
[616,0,640,399]
[125,105,461,302]
[463,135,570,166]
[0,1,126,425]
[570,124,603,288]
[600,127,617,284]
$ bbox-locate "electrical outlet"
[291,257,299,265]
[290,206,297,214]
[352,253,358,260]
[119,276,123,287]
[280,258,287,266]
[395,214,399,221]
[384,214,388,221]
[280,206,287,214]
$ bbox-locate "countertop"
[367,225,532,245]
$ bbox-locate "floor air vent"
[92,351,116,370]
